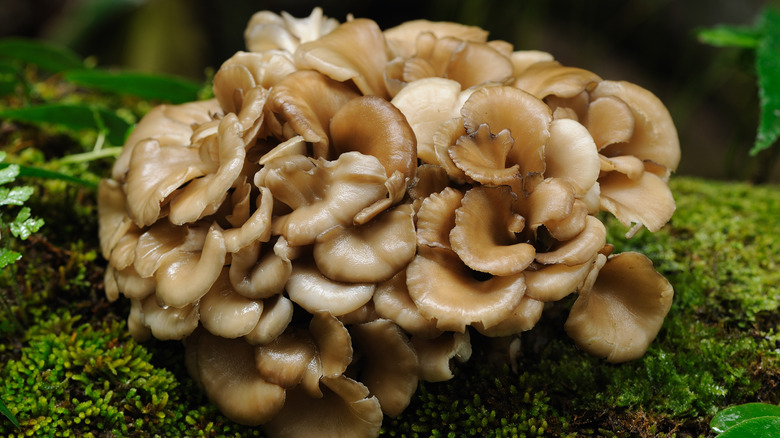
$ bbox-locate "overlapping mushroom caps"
[97,7,680,437]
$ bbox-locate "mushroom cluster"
[98,8,678,436]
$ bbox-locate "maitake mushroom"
[98,7,680,437]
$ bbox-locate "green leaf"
[711,403,780,433]
[697,25,762,49]
[10,207,44,240]
[752,8,780,155]
[0,397,19,429]
[717,417,780,438]
[0,186,34,206]
[0,37,85,73]
[0,163,97,189]
[0,248,22,269]
[0,162,19,186]
[64,69,202,103]
[0,103,131,146]
[0,60,22,96]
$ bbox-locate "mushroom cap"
[460,86,552,191]
[447,124,519,186]
[374,269,442,339]
[351,319,419,417]
[564,252,674,363]
[406,246,527,332]
[286,259,375,317]
[313,204,416,283]
[97,179,135,261]
[524,254,601,302]
[256,152,390,246]
[534,215,606,266]
[544,118,600,197]
[186,329,286,426]
[329,95,417,179]
[262,375,382,438]
[310,311,353,378]
[244,7,340,53]
[266,70,360,157]
[473,296,544,337]
[199,268,263,339]
[513,61,602,100]
[590,80,680,172]
[599,168,676,236]
[254,328,321,396]
[229,238,292,300]
[294,18,389,98]
[411,331,472,382]
[390,77,471,164]
[244,294,295,345]
[384,19,489,59]
[583,95,635,150]
[449,186,535,276]
[138,294,199,340]
[415,186,464,249]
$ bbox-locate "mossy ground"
[1,68,779,437]
[0,172,777,437]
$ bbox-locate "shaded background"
[1,0,778,182]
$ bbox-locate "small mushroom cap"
[329,95,417,179]
[244,7,340,53]
[544,118,600,197]
[266,70,360,157]
[599,169,676,235]
[254,328,321,393]
[314,204,416,283]
[351,319,419,417]
[416,187,464,249]
[513,61,602,100]
[229,239,292,300]
[449,186,535,276]
[374,270,442,339]
[448,124,519,186]
[139,294,199,340]
[294,18,389,98]
[262,375,382,438]
[286,260,376,316]
[97,179,135,260]
[473,296,544,337]
[406,246,527,332]
[524,254,600,302]
[590,80,680,172]
[256,152,390,246]
[384,19,489,59]
[186,329,286,426]
[534,215,607,266]
[564,252,674,363]
[310,311,353,378]
[199,269,263,339]
[244,294,295,345]
[411,331,472,382]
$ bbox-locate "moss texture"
[0,176,778,437]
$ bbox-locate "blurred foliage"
[698,7,780,158]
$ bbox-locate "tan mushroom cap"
[448,124,519,185]
[138,294,199,340]
[223,186,274,253]
[407,164,451,211]
[254,328,321,397]
[473,295,544,337]
[590,80,680,172]
[286,260,376,317]
[449,186,535,276]
[213,52,287,114]
[97,179,135,260]
[534,215,606,266]
[544,118,600,197]
[127,298,151,342]
[154,223,227,308]
[314,204,416,283]
[513,61,602,100]
[295,18,389,98]
[510,50,555,76]
[186,329,286,426]
[329,95,417,179]
[599,169,676,235]
[262,375,382,438]
[390,77,471,164]
[460,86,552,191]
[564,252,674,363]
[513,177,576,234]
[416,187,464,249]
[244,7,340,53]
[407,246,527,332]
[411,331,472,382]
[374,269,442,339]
[244,294,295,345]
[266,70,359,157]
[351,319,419,417]
[256,152,390,246]
[384,19,489,59]
[105,265,155,301]
[524,253,601,302]
[229,238,292,300]
[584,95,635,150]
[310,311,353,378]
[199,269,263,339]
[112,99,221,183]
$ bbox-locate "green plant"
[710,403,780,437]
[698,7,780,174]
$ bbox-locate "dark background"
[2,0,778,182]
